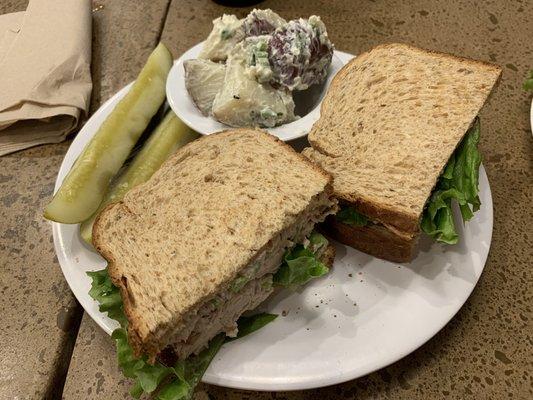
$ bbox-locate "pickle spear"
[80,112,198,244]
[44,43,173,223]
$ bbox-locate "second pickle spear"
[44,43,173,223]
[80,112,199,244]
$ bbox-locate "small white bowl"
[166,41,345,142]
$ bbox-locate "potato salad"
[184,9,334,128]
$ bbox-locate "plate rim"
[50,50,493,391]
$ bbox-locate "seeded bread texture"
[93,129,335,359]
[304,43,501,235]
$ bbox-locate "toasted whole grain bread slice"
[303,43,501,236]
[93,129,336,360]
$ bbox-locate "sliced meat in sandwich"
[93,129,338,361]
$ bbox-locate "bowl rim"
[166,41,346,142]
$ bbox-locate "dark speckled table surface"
[0,0,531,399]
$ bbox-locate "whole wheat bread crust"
[92,201,146,354]
[307,42,501,235]
[92,129,335,359]
[320,216,417,263]
[320,241,336,269]
[337,195,420,236]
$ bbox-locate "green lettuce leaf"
[273,232,330,287]
[524,70,533,91]
[336,206,368,226]
[87,270,277,400]
[165,334,226,400]
[421,118,482,244]
[155,379,190,400]
[86,269,128,327]
[228,313,278,341]
[87,231,325,399]
[307,231,328,253]
[112,328,173,397]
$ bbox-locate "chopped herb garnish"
[220,28,234,40]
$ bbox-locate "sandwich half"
[93,129,337,362]
[303,43,501,262]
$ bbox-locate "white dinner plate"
[51,51,492,391]
[166,42,345,141]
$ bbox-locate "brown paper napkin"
[0,0,92,156]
